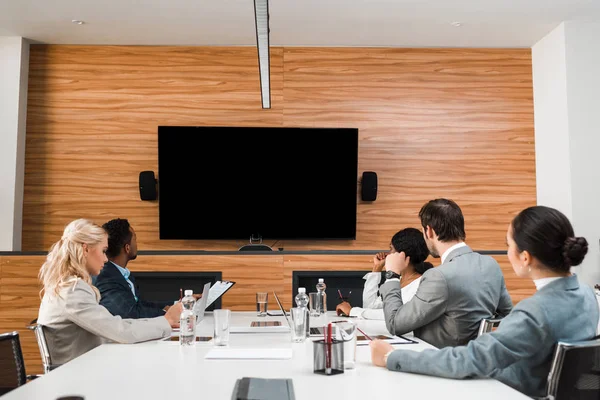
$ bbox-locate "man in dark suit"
[93,218,171,318]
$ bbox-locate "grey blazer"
[380,245,513,348]
[386,275,599,397]
[37,277,171,366]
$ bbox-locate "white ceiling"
[1,0,599,48]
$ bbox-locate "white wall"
[563,21,600,286]
[532,22,600,286]
[0,37,29,251]
[532,23,572,219]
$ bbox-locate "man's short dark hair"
[418,199,466,242]
[102,218,132,258]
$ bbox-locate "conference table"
[3,312,529,400]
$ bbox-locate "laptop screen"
[193,282,211,324]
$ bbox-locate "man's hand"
[193,294,203,301]
[163,305,171,312]
[370,340,394,367]
[336,301,352,317]
[164,302,183,328]
[373,252,387,272]
[385,251,410,275]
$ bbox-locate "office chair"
[543,337,600,400]
[27,319,58,374]
[0,331,38,395]
[477,317,502,337]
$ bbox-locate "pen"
[357,327,373,341]
[338,289,343,300]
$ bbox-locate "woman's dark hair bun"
[562,237,588,267]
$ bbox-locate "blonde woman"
[37,219,182,366]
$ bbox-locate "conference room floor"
[4,312,529,400]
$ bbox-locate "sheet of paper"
[205,348,293,360]
[206,281,234,307]
[230,326,290,334]
[356,335,416,346]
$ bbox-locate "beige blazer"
[37,277,171,366]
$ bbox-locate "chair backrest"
[477,317,502,337]
[0,331,27,395]
[546,337,600,400]
[27,320,55,374]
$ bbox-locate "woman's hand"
[373,252,388,272]
[336,301,352,317]
[370,340,394,367]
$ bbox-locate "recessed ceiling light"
[71,20,85,25]
[451,22,462,27]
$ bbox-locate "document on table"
[205,348,293,360]
[230,326,290,334]
[356,334,417,346]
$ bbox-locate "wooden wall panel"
[23,45,284,251]
[283,48,536,250]
[23,46,535,252]
[0,256,46,375]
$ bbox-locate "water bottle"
[181,289,195,311]
[180,290,196,346]
[316,278,327,314]
[295,287,310,337]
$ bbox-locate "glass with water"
[213,309,231,346]
[256,292,268,317]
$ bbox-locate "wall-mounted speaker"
[361,171,378,202]
[139,171,158,201]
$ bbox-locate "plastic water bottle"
[295,287,310,337]
[181,289,195,311]
[180,290,196,346]
[316,278,327,314]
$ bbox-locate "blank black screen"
[158,126,358,240]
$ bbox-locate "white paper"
[229,326,290,334]
[206,281,235,307]
[205,348,293,360]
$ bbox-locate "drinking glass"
[256,292,268,317]
[213,309,231,346]
[309,292,321,317]
[334,320,357,369]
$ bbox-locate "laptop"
[273,291,293,329]
[193,282,211,325]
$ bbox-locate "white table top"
[4,312,529,400]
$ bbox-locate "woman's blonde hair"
[39,218,106,299]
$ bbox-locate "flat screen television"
[157,126,359,240]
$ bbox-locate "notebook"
[231,378,295,400]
